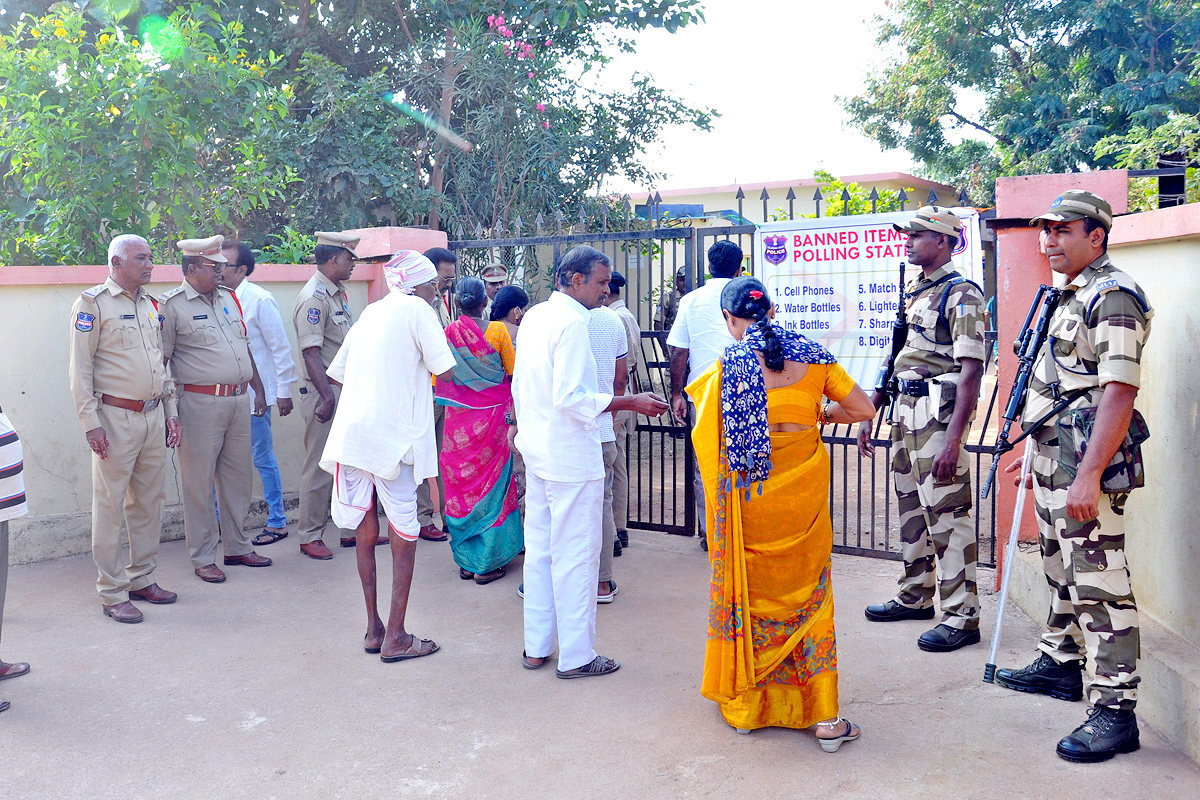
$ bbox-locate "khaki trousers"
[599,440,618,583]
[298,384,350,544]
[612,410,633,533]
[91,403,167,603]
[177,392,253,568]
[416,402,447,527]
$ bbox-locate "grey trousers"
[599,441,618,584]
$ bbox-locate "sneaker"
[864,600,935,622]
[995,652,1084,701]
[517,583,525,599]
[1056,707,1139,763]
[597,581,619,604]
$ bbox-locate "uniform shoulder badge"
[159,286,185,303]
[75,311,96,332]
[313,282,327,300]
[80,284,105,302]
[307,307,321,324]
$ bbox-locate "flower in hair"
[749,289,763,300]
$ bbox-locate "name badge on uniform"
[333,311,345,317]
[193,314,208,320]
[120,314,136,320]
[308,308,321,324]
[75,312,95,332]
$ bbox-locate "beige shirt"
[293,271,353,381]
[160,281,254,386]
[69,278,175,431]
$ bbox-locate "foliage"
[0,6,296,264]
[257,224,315,263]
[843,0,1200,202]
[1094,113,1200,211]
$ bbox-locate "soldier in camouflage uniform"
[996,190,1151,763]
[858,207,986,652]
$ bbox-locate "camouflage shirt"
[1024,254,1152,429]
[893,264,986,381]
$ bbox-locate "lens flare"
[382,92,474,153]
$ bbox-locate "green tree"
[0,6,296,264]
[843,0,1200,201]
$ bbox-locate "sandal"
[815,717,861,753]
[474,567,505,585]
[0,662,30,681]
[556,655,620,679]
[252,528,288,547]
[363,633,383,655]
[522,650,547,670]
[459,568,475,581]
[380,635,440,663]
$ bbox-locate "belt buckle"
[144,397,160,412]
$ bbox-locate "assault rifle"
[872,261,908,424]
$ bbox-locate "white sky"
[592,0,914,193]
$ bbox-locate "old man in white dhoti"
[320,251,456,662]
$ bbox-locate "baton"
[983,435,1035,684]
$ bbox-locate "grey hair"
[108,234,148,267]
[556,245,611,288]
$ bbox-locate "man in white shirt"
[666,240,744,548]
[605,272,641,552]
[320,252,456,662]
[0,403,31,712]
[221,242,299,546]
[588,302,628,602]
[511,245,668,678]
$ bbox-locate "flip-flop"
[0,662,30,682]
[474,567,505,585]
[252,529,288,547]
[522,650,548,670]
[380,636,440,663]
[364,634,383,655]
[0,699,9,713]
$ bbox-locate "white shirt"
[234,280,298,405]
[609,299,641,372]
[588,306,628,443]
[666,277,736,388]
[0,411,29,522]
[320,292,456,483]
[513,292,614,482]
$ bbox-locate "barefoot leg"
[381,526,419,656]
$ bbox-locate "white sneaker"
[597,581,619,604]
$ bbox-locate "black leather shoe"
[617,530,629,548]
[1056,707,1139,763]
[995,652,1084,701]
[613,539,623,557]
[917,623,981,652]
[699,535,708,552]
[864,600,935,622]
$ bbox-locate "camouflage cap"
[1029,190,1113,232]
[893,206,963,237]
[314,230,361,258]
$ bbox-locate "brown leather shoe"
[194,564,227,583]
[129,583,178,605]
[102,601,144,623]
[418,524,448,542]
[224,551,273,567]
[300,540,333,560]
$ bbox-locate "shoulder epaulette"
[312,282,328,300]
[1081,268,1150,322]
[80,283,106,302]
[159,286,186,303]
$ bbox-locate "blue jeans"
[250,408,287,529]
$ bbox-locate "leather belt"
[896,379,930,397]
[100,394,161,413]
[181,383,248,397]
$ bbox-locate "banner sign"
[755,210,984,387]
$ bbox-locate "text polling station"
[756,210,983,386]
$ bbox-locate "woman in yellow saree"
[690,277,875,752]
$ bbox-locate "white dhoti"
[522,472,604,671]
[331,462,420,541]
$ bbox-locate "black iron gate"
[447,191,1001,567]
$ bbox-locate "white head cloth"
[383,251,438,294]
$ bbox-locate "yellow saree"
[689,359,856,731]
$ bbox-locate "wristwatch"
[505,412,516,426]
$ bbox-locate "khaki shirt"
[434,292,453,328]
[656,289,679,329]
[160,282,255,386]
[293,271,353,381]
[69,278,175,431]
[893,264,986,381]
[611,300,641,373]
[1025,254,1152,429]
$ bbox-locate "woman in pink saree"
[435,278,523,584]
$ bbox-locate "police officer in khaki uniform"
[293,231,366,559]
[996,191,1151,763]
[415,247,459,541]
[161,236,271,583]
[481,263,508,319]
[69,234,181,623]
[857,207,986,652]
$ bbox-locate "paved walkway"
[0,531,1197,798]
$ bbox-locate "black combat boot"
[1056,706,1139,763]
[995,652,1084,701]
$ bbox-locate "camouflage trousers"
[890,394,979,630]
[1032,428,1139,710]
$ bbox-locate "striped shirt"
[0,410,29,522]
[589,306,629,443]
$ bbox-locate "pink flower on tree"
[528,71,534,78]
[542,120,550,129]
[536,102,545,112]
[487,15,495,26]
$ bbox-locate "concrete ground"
[0,530,1197,799]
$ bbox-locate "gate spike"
[454,224,465,239]
[785,187,796,200]
[601,205,609,233]
[623,197,632,231]
[958,187,971,205]
[813,186,823,219]
[927,188,939,205]
[473,221,484,239]
[841,187,851,215]
[579,206,587,229]
[898,187,909,211]
[495,220,504,236]
[868,186,880,213]
[535,212,544,234]
[760,187,770,221]
[736,186,745,222]
[735,187,746,200]
[786,187,796,220]
[554,209,564,234]
[513,215,523,235]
